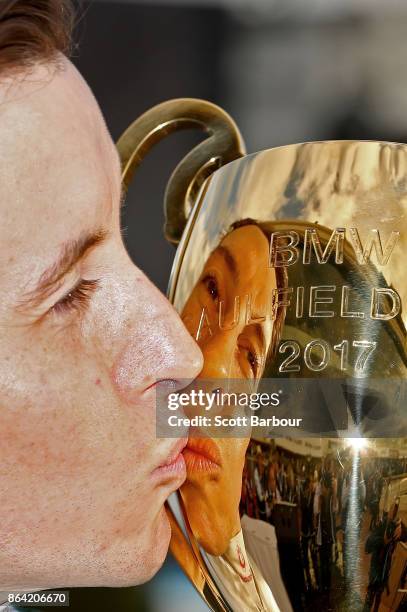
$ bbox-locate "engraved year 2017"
[278,339,377,373]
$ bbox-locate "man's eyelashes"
[50,278,100,316]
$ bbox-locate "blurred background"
[27,0,407,610]
[73,0,407,297]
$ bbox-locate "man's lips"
[152,438,188,482]
[182,437,222,474]
[162,438,188,466]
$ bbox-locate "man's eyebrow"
[215,245,239,283]
[20,228,108,307]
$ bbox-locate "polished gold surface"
[166,140,407,611]
[116,98,245,244]
[118,101,407,611]
[170,140,407,322]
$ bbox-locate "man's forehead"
[222,226,270,283]
[0,59,116,175]
[0,59,103,140]
[0,59,120,291]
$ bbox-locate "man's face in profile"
[0,59,202,590]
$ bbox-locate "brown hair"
[0,0,73,76]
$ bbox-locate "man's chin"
[90,505,172,588]
[0,509,173,593]
[190,512,231,557]
[114,505,171,587]
[140,505,172,582]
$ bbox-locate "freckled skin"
[0,58,202,590]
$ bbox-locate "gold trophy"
[117,100,407,612]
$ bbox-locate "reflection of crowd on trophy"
[241,440,407,611]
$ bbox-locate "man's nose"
[111,276,203,402]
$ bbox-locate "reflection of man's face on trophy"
[179,222,281,556]
[182,223,276,378]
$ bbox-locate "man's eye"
[50,278,100,316]
[247,349,257,370]
[237,342,261,379]
[246,348,260,377]
[202,275,219,301]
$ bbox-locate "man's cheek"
[0,338,154,481]
[0,406,93,477]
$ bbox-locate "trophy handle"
[116,98,246,245]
